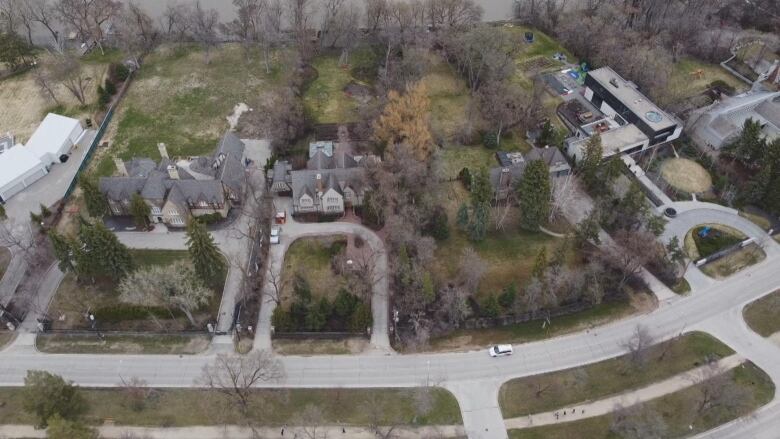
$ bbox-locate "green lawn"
[0,387,461,427]
[499,332,734,418]
[668,57,748,102]
[505,26,574,90]
[509,362,773,439]
[36,333,210,354]
[420,53,472,143]
[304,52,372,124]
[743,290,780,337]
[99,44,287,176]
[46,250,226,332]
[281,236,348,305]
[692,226,744,258]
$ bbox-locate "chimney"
[316,173,323,193]
[158,143,169,159]
[167,164,180,180]
[114,158,128,176]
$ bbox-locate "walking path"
[0,424,465,439]
[0,252,26,308]
[503,354,745,429]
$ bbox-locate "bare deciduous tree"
[198,350,285,415]
[26,0,62,47]
[116,1,159,66]
[693,362,752,420]
[161,2,192,41]
[189,0,220,63]
[458,246,486,293]
[48,52,89,105]
[610,403,668,439]
[57,0,122,55]
[621,325,654,370]
[287,0,316,61]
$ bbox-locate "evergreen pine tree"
[129,193,151,229]
[78,221,133,280]
[517,159,551,230]
[49,231,76,274]
[186,220,225,284]
[79,176,108,218]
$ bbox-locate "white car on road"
[270,226,281,244]
[489,344,513,357]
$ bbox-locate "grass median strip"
[743,290,780,337]
[36,333,211,355]
[508,361,774,439]
[0,387,461,427]
[499,332,733,418]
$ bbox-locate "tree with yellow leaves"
[373,81,433,161]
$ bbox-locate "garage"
[25,113,84,165]
[0,146,48,203]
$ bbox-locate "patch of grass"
[690,225,745,258]
[0,387,462,427]
[700,244,765,279]
[421,54,472,142]
[671,278,691,295]
[739,211,772,230]
[304,54,366,124]
[508,362,773,439]
[743,290,780,337]
[429,299,635,352]
[282,236,349,305]
[0,331,16,350]
[438,146,500,180]
[668,57,747,101]
[36,333,210,354]
[81,48,124,64]
[0,247,10,280]
[273,337,369,355]
[499,332,734,418]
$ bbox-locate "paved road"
[0,252,26,308]
[254,197,391,353]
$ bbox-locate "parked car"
[489,344,513,357]
[270,226,281,244]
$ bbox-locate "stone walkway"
[504,354,744,430]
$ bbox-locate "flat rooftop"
[588,67,678,131]
[600,124,649,155]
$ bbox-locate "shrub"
[480,295,501,318]
[349,302,372,332]
[195,212,224,225]
[91,304,182,322]
[482,132,499,149]
[423,206,450,241]
[498,283,517,310]
[108,63,130,83]
[272,307,294,332]
[708,79,736,96]
[104,79,117,95]
[458,167,472,190]
[333,289,359,319]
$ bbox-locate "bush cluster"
[272,283,372,333]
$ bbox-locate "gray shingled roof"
[291,168,366,202]
[99,177,146,201]
[307,150,335,170]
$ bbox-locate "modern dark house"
[583,67,682,149]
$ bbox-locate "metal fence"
[63,106,115,199]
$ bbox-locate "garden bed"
[700,243,766,279]
[685,224,746,260]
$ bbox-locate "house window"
[169,216,184,226]
[151,207,162,215]
[198,201,209,208]
[169,209,179,216]
[327,197,338,203]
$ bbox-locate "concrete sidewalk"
[0,424,465,439]
[504,354,744,429]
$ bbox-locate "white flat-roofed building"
[25,113,84,165]
[0,145,48,202]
